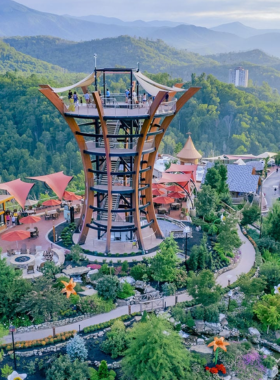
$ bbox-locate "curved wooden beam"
[145,87,201,238]
[92,92,112,253]
[39,87,94,244]
[132,91,166,251]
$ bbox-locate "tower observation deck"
[40,67,200,253]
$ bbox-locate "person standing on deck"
[84,92,90,104]
[106,88,111,103]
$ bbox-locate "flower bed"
[83,313,141,334]
[1,331,77,351]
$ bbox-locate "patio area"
[1,247,65,279]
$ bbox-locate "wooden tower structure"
[39,68,200,253]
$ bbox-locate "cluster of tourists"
[5,211,19,226]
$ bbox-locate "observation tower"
[40,67,200,253]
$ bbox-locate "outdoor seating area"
[2,245,65,278]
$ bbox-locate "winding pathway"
[4,225,256,344]
[216,224,256,287]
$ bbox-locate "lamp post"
[184,226,192,271]
[9,325,17,370]
[94,54,97,91]
[228,290,233,311]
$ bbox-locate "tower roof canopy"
[177,133,202,161]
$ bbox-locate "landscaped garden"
[2,163,280,379]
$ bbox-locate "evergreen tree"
[98,361,109,379]
[196,185,218,220]
[121,315,191,380]
[187,270,222,307]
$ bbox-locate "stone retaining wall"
[14,320,135,358]
[214,256,241,279]
[15,313,99,333]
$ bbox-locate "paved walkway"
[216,224,255,287]
[4,226,256,344]
[4,293,192,343]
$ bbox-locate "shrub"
[121,260,129,273]
[185,311,195,329]
[204,304,219,322]
[1,364,13,378]
[130,263,146,280]
[46,354,89,380]
[66,335,88,361]
[162,282,177,296]
[263,355,276,370]
[117,282,135,299]
[193,306,205,320]
[100,321,128,359]
[96,275,121,300]
[79,294,115,314]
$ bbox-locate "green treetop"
[121,315,192,380]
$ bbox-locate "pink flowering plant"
[218,342,270,380]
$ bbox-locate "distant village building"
[229,67,249,87]
[176,132,202,165]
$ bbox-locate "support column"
[132,91,166,251]
[92,92,113,253]
[39,86,94,245]
[145,87,201,238]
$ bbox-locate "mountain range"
[2,0,280,57]
[4,35,280,94]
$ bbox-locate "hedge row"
[2,330,77,351]
[83,312,141,334]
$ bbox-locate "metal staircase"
[99,158,121,221]
[99,120,120,148]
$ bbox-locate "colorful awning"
[0,179,34,209]
[28,172,73,200]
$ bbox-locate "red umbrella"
[1,230,30,250]
[20,216,41,224]
[42,199,61,206]
[63,191,83,201]
[153,196,174,204]
[168,191,185,199]
[152,183,166,190]
[152,189,165,196]
[166,184,183,192]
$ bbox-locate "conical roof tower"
[177,132,202,164]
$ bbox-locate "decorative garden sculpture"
[61,278,77,298]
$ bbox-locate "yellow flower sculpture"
[208,336,230,352]
[61,278,77,298]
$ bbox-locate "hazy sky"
[14,0,280,28]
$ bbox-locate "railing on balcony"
[63,94,177,118]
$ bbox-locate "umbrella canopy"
[166,184,184,192]
[152,189,165,196]
[20,215,41,224]
[42,199,61,206]
[1,230,30,242]
[168,191,185,199]
[63,191,83,201]
[153,196,174,204]
[25,199,38,207]
[152,183,166,190]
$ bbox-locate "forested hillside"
[1,71,280,186]
[0,40,66,77]
[3,36,216,75]
[163,73,280,157]
[0,72,83,185]
[5,36,280,93]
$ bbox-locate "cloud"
[14,0,280,28]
